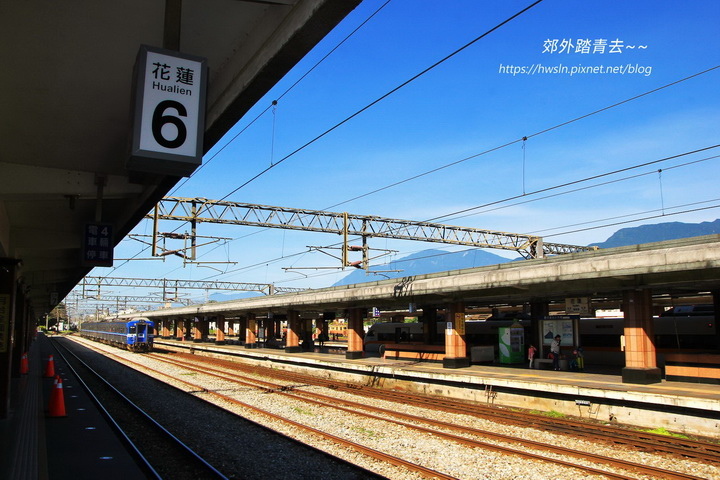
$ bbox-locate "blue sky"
[84,0,720,306]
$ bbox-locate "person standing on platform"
[528,344,538,369]
[550,335,561,370]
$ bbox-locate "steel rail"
[160,344,720,464]
[50,340,228,480]
[79,343,454,480]
[151,352,706,480]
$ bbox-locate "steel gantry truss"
[78,276,307,299]
[147,197,597,268]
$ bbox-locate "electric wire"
[107,0,546,282]
[83,7,718,302]
[195,148,720,282]
[216,0,546,201]
[136,21,719,278]
[90,1,394,282]
[323,65,720,213]
[167,0,393,196]
[442,154,720,223]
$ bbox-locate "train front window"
[129,326,137,334]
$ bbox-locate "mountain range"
[203,218,720,299]
[331,218,720,286]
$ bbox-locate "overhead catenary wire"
[117,0,548,278]
[178,144,720,282]
[94,8,718,295]
[167,0,393,196]
[323,65,720,213]
[217,0,547,201]
[188,63,720,273]
[99,1,395,279]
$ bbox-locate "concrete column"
[192,317,203,342]
[266,318,276,343]
[443,301,470,368]
[346,308,364,359]
[176,318,186,341]
[238,316,247,343]
[316,318,328,346]
[245,313,257,348]
[12,291,28,377]
[215,315,226,345]
[713,290,720,352]
[158,318,171,338]
[0,259,18,419]
[285,310,302,353]
[420,306,437,344]
[227,319,235,338]
[621,289,661,384]
[529,300,549,356]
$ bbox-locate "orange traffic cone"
[20,353,29,374]
[48,375,66,417]
[43,354,55,377]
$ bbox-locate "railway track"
[50,339,228,480]
[67,334,719,479]
[142,350,713,480]
[242,359,720,463]
[175,347,720,463]
[55,337,387,480]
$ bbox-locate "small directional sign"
[82,223,113,267]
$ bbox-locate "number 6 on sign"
[129,45,207,177]
[152,100,187,149]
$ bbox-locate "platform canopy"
[0,0,361,317]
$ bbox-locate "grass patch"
[641,427,689,439]
[352,426,380,437]
[292,406,314,416]
[544,410,565,418]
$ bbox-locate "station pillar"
[346,307,364,359]
[192,317,204,342]
[160,319,171,338]
[420,306,438,344]
[316,318,328,345]
[227,319,235,339]
[621,289,661,384]
[285,310,302,353]
[244,313,257,348]
[266,317,276,343]
[713,290,720,352]
[0,259,19,419]
[215,315,226,345]
[443,301,470,368]
[176,318,186,341]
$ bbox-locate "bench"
[534,358,568,370]
[534,359,553,369]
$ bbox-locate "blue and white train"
[80,318,155,352]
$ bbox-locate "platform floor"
[0,334,148,480]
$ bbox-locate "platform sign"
[82,223,113,267]
[565,297,590,315]
[129,45,207,176]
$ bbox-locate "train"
[79,318,155,352]
[363,305,717,366]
